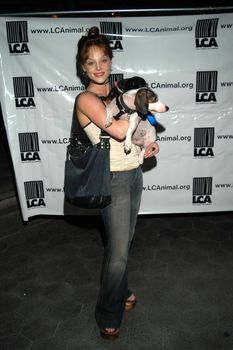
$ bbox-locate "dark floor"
[1,124,233,349]
[1,205,233,350]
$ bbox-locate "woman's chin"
[90,74,108,84]
[92,79,108,85]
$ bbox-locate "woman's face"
[82,45,112,85]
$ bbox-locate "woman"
[75,26,159,339]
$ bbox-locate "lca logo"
[194,128,215,158]
[18,132,41,162]
[192,177,212,205]
[195,18,219,49]
[6,21,30,54]
[196,71,218,103]
[24,180,46,209]
[100,22,123,51]
[13,77,36,108]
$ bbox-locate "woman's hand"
[144,142,160,158]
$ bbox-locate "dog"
[105,81,169,164]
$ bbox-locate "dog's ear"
[126,76,147,90]
[118,76,147,93]
[117,78,129,93]
[134,88,149,115]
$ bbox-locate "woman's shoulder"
[76,90,102,107]
[76,90,90,102]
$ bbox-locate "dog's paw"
[138,153,144,164]
[124,140,132,153]
[105,121,112,127]
[105,119,112,127]
[138,149,145,164]
[105,110,113,127]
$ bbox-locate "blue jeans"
[95,166,143,328]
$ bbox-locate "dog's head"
[107,76,147,102]
[134,88,158,115]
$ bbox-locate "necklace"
[85,90,106,101]
[87,80,110,98]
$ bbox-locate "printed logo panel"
[194,128,215,158]
[192,177,212,205]
[24,180,46,209]
[109,73,124,88]
[196,71,218,103]
[195,18,219,49]
[6,21,30,54]
[18,132,40,162]
[13,77,36,108]
[100,22,123,51]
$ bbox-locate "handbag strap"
[100,129,110,138]
[99,129,110,149]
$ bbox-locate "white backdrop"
[0,13,233,221]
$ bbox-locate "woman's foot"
[125,293,137,311]
[100,327,120,340]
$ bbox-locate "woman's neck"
[87,81,110,97]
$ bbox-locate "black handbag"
[64,129,111,209]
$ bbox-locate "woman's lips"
[94,72,105,77]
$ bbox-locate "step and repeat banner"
[0,13,233,221]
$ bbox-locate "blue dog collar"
[147,113,157,125]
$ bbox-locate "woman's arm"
[76,92,129,140]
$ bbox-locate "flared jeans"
[95,166,143,328]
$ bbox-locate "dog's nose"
[165,106,169,111]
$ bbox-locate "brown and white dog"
[105,86,169,164]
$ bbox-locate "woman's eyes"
[101,58,109,63]
[86,58,109,66]
[86,61,95,66]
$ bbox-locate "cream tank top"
[84,122,141,172]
